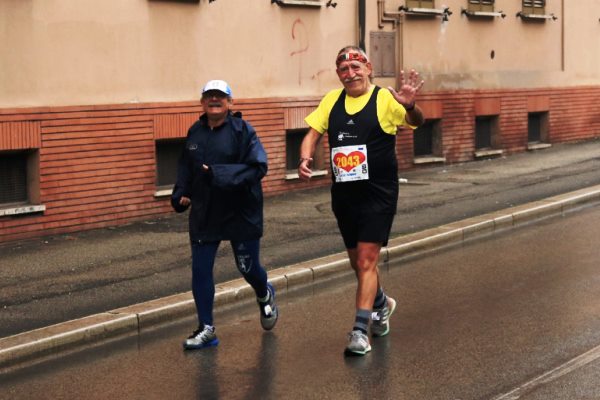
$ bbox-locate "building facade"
[1,0,599,242]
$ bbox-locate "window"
[475,116,495,149]
[0,152,28,205]
[155,139,185,189]
[0,150,41,215]
[468,0,494,12]
[413,119,443,158]
[528,112,549,143]
[522,0,545,15]
[406,0,435,9]
[285,128,325,179]
[286,129,306,171]
[474,115,502,157]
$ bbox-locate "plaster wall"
[0,0,356,108]
[369,0,600,91]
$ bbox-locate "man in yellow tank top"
[299,46,424,356]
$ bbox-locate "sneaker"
[345,330,371,356]
[371,296,397,337]
[258,282,278,331]
[183,325,219,350]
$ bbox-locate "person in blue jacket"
[171,79,278,350]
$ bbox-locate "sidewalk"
[1,139,600,369]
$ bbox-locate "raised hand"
[387,69,424,108]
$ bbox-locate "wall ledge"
[0,204,45,217]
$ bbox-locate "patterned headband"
[336,52,369,67]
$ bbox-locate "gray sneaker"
[183,325,219,350]
[345,330,372,356]
[258,282,278,331]
[371,296,397,337]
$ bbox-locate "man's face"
[336,54,372,98]
[201,90,231,120]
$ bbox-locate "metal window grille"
[0,153,28,204]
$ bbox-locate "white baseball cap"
[201,80,232,97]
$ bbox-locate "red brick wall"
[1,86,599,243]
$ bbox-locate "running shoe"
[258,282,278,331]
[371,296,397,337]
[183,325,219,350]
[345,330,372,356]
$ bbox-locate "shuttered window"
[523,0,545,15]
[406,0,435,9]
[0,152,28,205]
[468,0,494,12]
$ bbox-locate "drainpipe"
[561,0,564,71]
[359,0,366,51]
[378,0,398,29]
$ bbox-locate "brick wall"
[1,86,599,243]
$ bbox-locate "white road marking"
[492,343,600,399]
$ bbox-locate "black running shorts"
[333,209,395,249]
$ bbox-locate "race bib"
[331,145,369,182]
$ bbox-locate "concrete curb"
[2,184,600,370]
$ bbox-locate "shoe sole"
[371,297,397,338]
[261,308,278,331]
[344,345,372,356]
[182,338,219,350]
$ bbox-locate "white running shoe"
[258,282,278,331]
[183,325,219,350]
[345,330,372,356]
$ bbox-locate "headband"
[336,52,368,67]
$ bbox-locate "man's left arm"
[388,69,425,127]
[404,105,424,127]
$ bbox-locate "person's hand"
[298,158,313,181]
[179,196,191,206]
[388,69,424,109]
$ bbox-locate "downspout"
[561,0,564,71]
[397,9,404,81]
[359,0,366,51]
[378,0,398,29]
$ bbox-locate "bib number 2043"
[331,145,368,183]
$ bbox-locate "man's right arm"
[298,128,322,181]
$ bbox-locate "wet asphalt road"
[3,203,600,399]
[1,139,599,338]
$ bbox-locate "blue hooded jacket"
[171,112,268,242]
